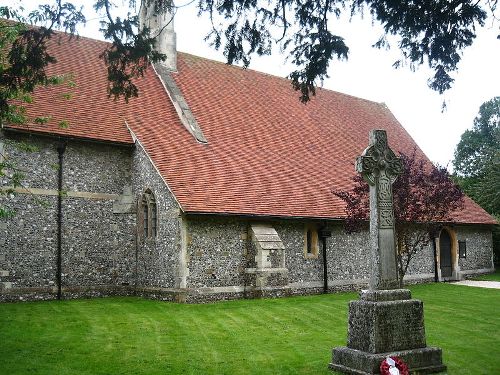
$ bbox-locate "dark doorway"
[439,230,452,278]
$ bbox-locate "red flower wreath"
[380,356,409,375]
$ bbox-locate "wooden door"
[439,230,452,278]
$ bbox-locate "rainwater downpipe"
[319,226,332,294]
[56,142,66,300]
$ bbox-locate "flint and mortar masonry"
[0,130,495,302]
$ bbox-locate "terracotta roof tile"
[7,34,133,145]
[6,33,496,225]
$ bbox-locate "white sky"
[5,0,500,168]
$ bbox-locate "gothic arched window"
[141,190,157,239]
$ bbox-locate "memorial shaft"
[356,130,403,290]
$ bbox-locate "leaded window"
[458,240,467,259]
[141,190,157,239]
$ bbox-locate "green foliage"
[34,115,52,124]
[200,0,497,102]
[0,162,6,178]
[453,97,500,263]
[0,206,14,217]
[3,1,499,104]
[0,140,41,218]
[2,104,27,125]
[0,152,19,214]
[1,1,499,213]
[472,268,500,281]
[94,0,166,101]
[20,93,33,103]
[493,214,500,265]
[454,97,500,179]
[13,140,39,153]
[0,158,16,218]
[0,5,84,123]
[59,92,73,100]
[356,0,488,93]
[58,120,70,129]
[0,5,82,215]
[0,285,499,374]
[9,171,24,187]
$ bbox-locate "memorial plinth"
[330,289,446,374]
[330,130,446,374]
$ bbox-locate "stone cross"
[356,130,403,290]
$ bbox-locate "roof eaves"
[183,210,347,222]
[2,126,135,147]
[183,210,498,226]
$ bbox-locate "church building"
[0,8,496,302]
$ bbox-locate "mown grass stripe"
[1,284,499,374]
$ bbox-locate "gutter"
[183,211,347,223]
[2,127,135,148]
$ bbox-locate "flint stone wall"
[132,143,181,290]
[186,216,248,288]
[0,132,58,190]
[0,132,136,300]
[183,218,495,301]
[401,232,435,284]
[61,198,136,287]
[457,225,494,273]
[0,194,58,290]
[183,217,439,298]
[277,222,372,287]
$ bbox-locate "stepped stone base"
[331,289,446,374]
[330,347,446,375]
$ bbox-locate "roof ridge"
[4,18,398,110]
[176,51,388,107]
[0,18,112,47]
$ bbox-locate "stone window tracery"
[141,189,157,239]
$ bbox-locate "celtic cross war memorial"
[330,130,447,374]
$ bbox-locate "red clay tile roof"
[6,32,496,225]
[7,34,134,145]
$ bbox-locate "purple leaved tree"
[334,150,465,286]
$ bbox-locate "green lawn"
[472,268,500,281]
[0,284,499,374]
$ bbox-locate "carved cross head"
[355,130,403,185]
